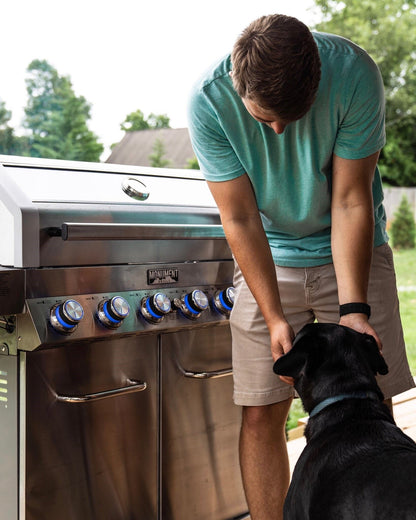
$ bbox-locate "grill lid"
[0,155,229,268]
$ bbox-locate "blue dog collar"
[309,391,380,418]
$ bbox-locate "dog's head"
[273,323,388,413]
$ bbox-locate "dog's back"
[286,400,416,519]
[274,323,416,520]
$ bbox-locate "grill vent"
[0,370,8,407]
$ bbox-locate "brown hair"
[231,14,321,121]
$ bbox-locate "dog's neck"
[308,391,381,418]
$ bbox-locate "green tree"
[24,59,103,161]
[313,0,416,186]
[149,138,171,167]
[147,113,170,129]
[120,109,149,131]
[185,156,199,170]
[0,99,29,155]
[121,109,170,132]
[390,195,416,249]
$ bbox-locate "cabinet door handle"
[178,366,232,379]
[54,379,147,403]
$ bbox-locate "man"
[187,14,414,520]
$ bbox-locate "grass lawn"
[286,247,416,431]
[393,248,416,374]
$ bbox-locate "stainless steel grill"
[0,155,248,520]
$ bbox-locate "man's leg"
[239,398,293,520]
[230,262,311,518]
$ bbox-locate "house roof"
[105,128,196,168]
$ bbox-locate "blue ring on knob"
[219,291,233,311]
[103,301,121,323]
[184,294,200,315]
[56,306,76,329]
[146,298,163,319]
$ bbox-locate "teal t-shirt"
[187,32,388,267]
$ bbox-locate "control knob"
[175,289,209,319]
[50,299,84,334]
[214,286,236,315]
[141,293,172,323]
[97,296,130,328]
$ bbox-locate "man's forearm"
[331,152,379,307]
[222,212,286,327]
[331,203,374,305]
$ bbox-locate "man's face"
[242,98,289,135]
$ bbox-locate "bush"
[390,195,416,250]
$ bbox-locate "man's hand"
[270,319,295,385]
[339,313,383,352]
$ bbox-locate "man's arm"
[331,151,382,347]
[207,174,294,362]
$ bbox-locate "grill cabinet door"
[160,325,247,520]
[23,337,158,520]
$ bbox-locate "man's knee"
[242,398,292,436]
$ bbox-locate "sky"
[1,0,319,159]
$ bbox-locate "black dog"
[273,323,416,520]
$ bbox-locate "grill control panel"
[23,285,236,349]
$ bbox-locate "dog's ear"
[273,323,320,378]
[273,347,307,378]
[359,333,389,375]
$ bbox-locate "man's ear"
[273,348,307,378]
[360,334,389,376]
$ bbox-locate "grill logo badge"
[147,268,179,285]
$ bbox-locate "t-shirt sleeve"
[187,83,246,182]
[334,51,386,159]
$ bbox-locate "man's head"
[231,14,321,125]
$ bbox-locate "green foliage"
[286,399,305,432]
[0,100,12,130]
[24,59,103,161]
[392,247,416,286]
[390,195,416,249]
[121,109,170,132]
[398,289,416,372]
[147,113,170,129]
[313,0,416,186]
[387,249,416,374]
[120,110,150,131]
[185,156,199,170]
[149,138,171,168]
[0,99,29,156]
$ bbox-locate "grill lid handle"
[49,222,225,241]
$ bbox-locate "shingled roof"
[105,128,196,168]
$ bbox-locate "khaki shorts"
[230,243,415,406]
